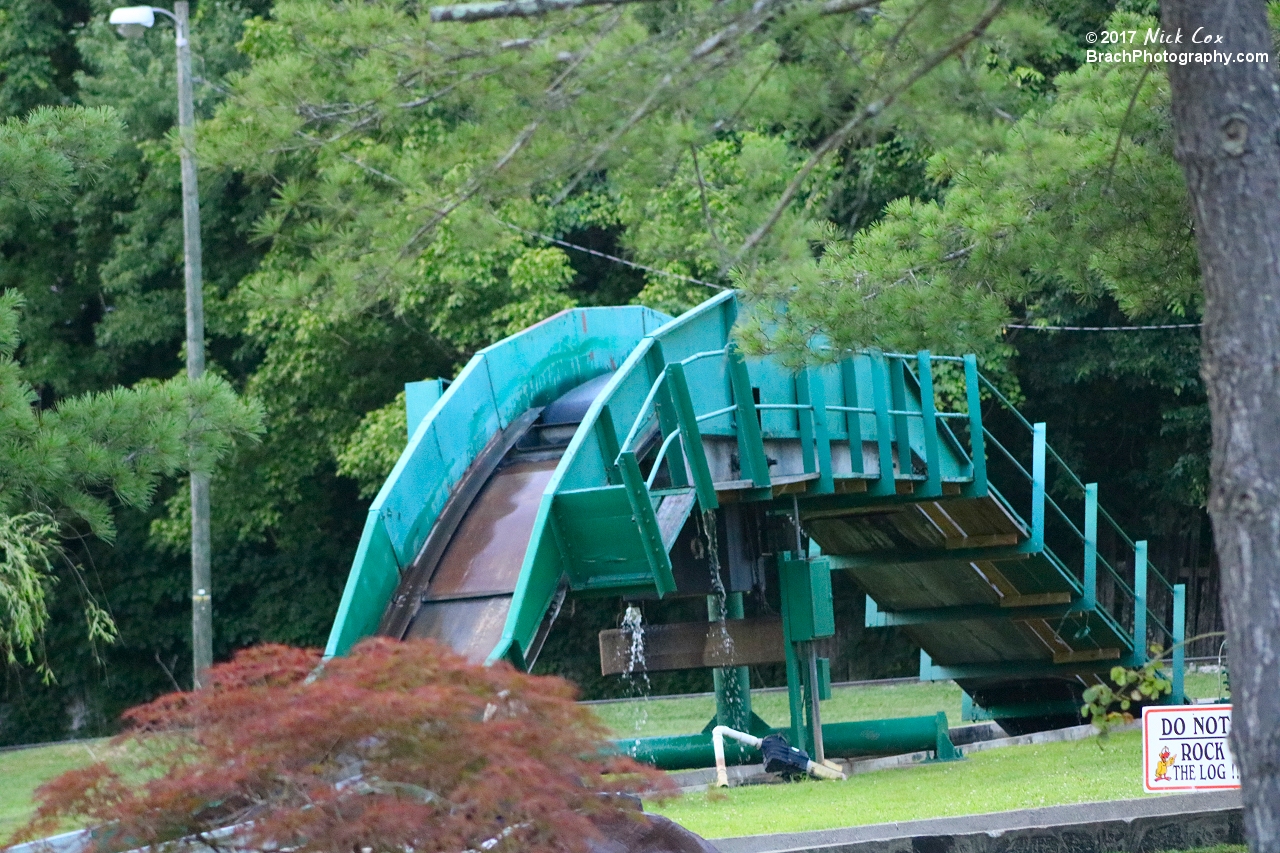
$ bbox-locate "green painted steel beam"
[961,355,987,497]
[868,352,896,497]
[618,451,678,597]
[838,359,865,475]
[864,595,1083,627]
[665,361,718,512]
[1132,539,1148,666]
[1084,483,1098,610]
[916,352,943,498]
[799,367,835,494]
[727,343,771,488]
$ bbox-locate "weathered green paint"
[727,343,771,487]
[324,513,401,657]
[331,288,1184,728]
[665,361,718,512]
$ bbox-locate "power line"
[1006,322,1201,332]
[493,218,726,290]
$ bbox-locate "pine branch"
[734,0,1007,263]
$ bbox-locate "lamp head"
[108,5,155,36]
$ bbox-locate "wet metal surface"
[406,596,514,663]
[425,457,559,599]
[404,455,560,661]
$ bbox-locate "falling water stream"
[621,603,651,747]
[701,509,743,726]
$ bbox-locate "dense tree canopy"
[0,0,1227,745]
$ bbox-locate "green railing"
[977,373,1181,665]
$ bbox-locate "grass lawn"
[0,740,108,842]
[651,728,1149,838]
[592,671,1224,739]
[0,672,1227,842]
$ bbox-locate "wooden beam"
[599,617,785,674]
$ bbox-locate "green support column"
[1132,540,1148,665]
[1172,583,1186,703]
[708,592,752,731]
[777,553,806,750]
[778,553,834,756]
[1083,483,1098,609]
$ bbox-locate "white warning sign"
[1142,704,1240,792]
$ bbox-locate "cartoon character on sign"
[1154,746,1175,782]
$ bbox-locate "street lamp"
[109,2,212,690]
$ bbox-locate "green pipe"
[611,714,959,771]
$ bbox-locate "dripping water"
[702,509,742,724]
[621,603,651,749]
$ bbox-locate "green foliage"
[1,290,262,672]
[0,512,58,671]
[17,641,673,853]
[1081,644,1173,735]
[0,106,121,220]
[336,392,407,499]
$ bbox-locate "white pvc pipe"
[712,725,763,787]
[712,725,847,787]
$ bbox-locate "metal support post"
[1133,540,1148,664]
[777,553,805,750]
[807,641,825,763]
[1083,483,1098,610]
[709,592,752,731]
[1172,583,1186,703]
[1029,423,1046,551]
[175,0,211,689]
[962,355,986,496]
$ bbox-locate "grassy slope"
[652,729,1148,838]
[0,741,107,841]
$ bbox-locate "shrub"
[16,639,672,853]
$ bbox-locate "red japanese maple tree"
[17,639,674,853]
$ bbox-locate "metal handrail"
[645,429,684,490]
[976,373,1176,598]
[619,372,668,455]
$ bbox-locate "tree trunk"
[1162,0,1280,847]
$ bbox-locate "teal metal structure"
[326,290,1187,765]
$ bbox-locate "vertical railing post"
[963,355,987,496]
[799,369,834,494]
[917,352,942,497]
[1030,423,1046,550]
[1133,540,1148,664]
[839,359,864,475]
[727,344,771,487]
[665,362,718,512]
[1172,583,1186,703]
[889,357,911,464]
[870,353,896,495]
[1083,483,1098,610]
[596,405,622,485]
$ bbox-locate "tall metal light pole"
[109,3,211,689]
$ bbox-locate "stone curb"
[710,791,1243,853]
